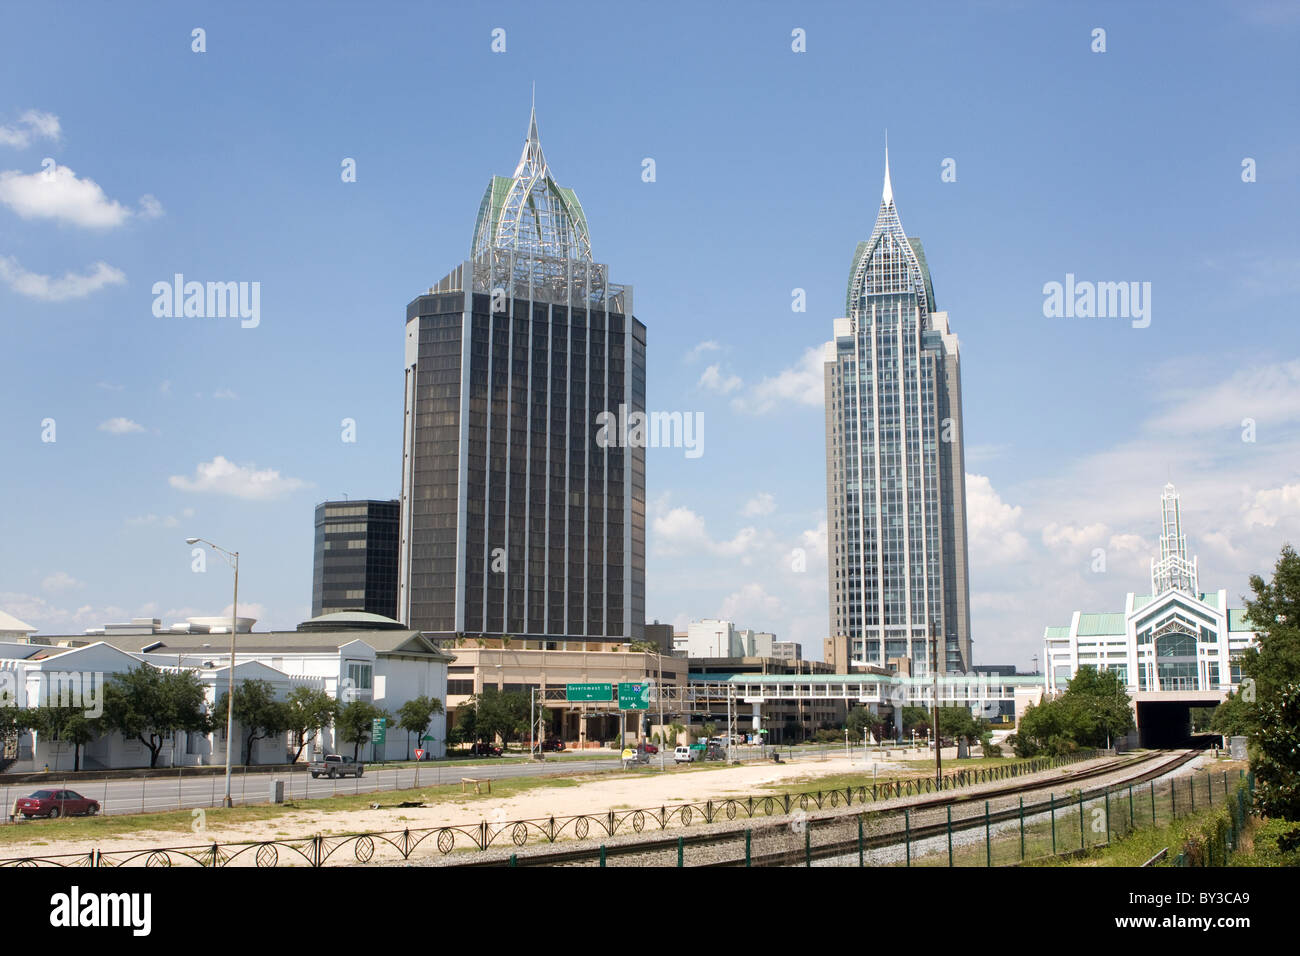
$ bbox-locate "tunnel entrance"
[1136,700,1197,747]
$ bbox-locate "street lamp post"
[187,537,238,808]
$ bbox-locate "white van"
[674,746,695,764]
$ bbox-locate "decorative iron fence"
[0,749,1100,867]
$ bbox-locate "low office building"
[442,637,684,747]
[0,611,454,771]
[770,641,801,662]
[1042,485,1259,745]
[679,620,779,659]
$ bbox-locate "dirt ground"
[2,754,910,859]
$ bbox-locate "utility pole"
[930,619,942,789]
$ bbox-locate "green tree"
[397,695,444,759]
[845,706,871,741]
[0,699,31,757]
[1209,686,1256,738]
[900,706,931,736]
[337,699,389,760]
[468,688,532,746]
[1058,666,1135,747]
[454,705,477,750]
[284,686,339,763]
[936,706,989,753]
[102,666,210,768]
[846,706,890,743]
[216,679,290,765]
[665,721,685,748]
[1237,544,1300,703]
[27,706,99,772]
[1254,682,1300,852]
[1011,666,1134,756]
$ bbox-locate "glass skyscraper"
[312,499,400,619]
[824,152,971,675]
[397,106,646,641]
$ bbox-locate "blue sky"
[2,1,1298,668]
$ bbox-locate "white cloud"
[683,340,721,362]
[0,110,60,149]
[98,416,144,435]
[137,194,164,219]
[1145,359,1300,435]
[742,492,776,517]
[0,255,125,301]
[0,164,134,228]
[126,513,180,528]
[41,571,83,594]
[732,344,827,414]
[218,602,268,623]
[213,387,238,400]
[1041,522,1108,552]
[965,473,1030,564]
[0,592,132,635]
[1243,481,1300,529]
[698,363,742,395]
[650,497,761,560]
[718,582,784,623]
[169,456,310,501]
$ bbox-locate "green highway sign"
[617,682,651,711]
[566,682,613,702]
[371,717,387,745]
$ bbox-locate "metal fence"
[570,763,1250,868]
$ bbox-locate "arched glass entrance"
[1155,628,1198,691]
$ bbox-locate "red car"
[14,788,100,819]
[641,743,658,755]
[540,737,565,752]
[467,742,503,757]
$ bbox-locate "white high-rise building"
[824,150,972,676]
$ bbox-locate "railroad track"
[735,748,1199,867]
[453,749,1195,867]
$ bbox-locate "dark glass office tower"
[824,152,971,675]
[398,107,646,641]
[312,499,400,619]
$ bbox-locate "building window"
[346,662,373,690]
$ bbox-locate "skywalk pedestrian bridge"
[664,673,1047,721]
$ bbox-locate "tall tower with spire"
[823,148,972,675]
[397,104,647,642]
[1151,483,1198,596]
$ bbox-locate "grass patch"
[1229,817,1300,867]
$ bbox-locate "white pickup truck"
[309,754,365,779]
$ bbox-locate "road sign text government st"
[566,683,613,702]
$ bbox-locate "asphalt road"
[0,745,858,821]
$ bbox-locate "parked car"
[540,737,565,752]
[673,745,695,764]
[467,742,504,757]
[641,742,658,755]
[14,788,100,819]
[309,754,365,779]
